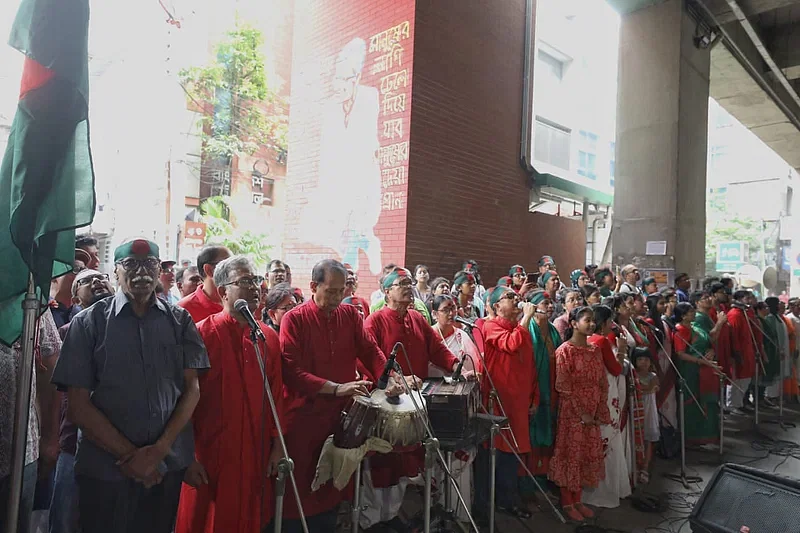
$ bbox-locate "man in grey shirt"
[52,238,209,533]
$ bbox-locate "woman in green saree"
[673,302,721,445]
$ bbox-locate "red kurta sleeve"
[554,344,578,418]
[673,325,690,354]
[591,335,623,376]
[280,308,327,396]
[351,306,386,382]
[263,326,284,437]
[491,321,529,353]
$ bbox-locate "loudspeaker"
[690,463,800,533]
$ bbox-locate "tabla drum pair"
[333,389,427,449]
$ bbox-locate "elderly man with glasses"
[176,256,285,533]
[360,267,464,530]
[52,238,209,533]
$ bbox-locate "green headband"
[453,272,476,287]
[570,269,585,284]
[509,265,525,276]
[541,270,558,286]
[382,268,411,290]
[497,276,513,288]
[114,239,159,262]
[488,286,512,307]
[528,290,549,305]
[538,255,555,267]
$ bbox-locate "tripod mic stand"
[249,328,310,533]
[638,323,704,489]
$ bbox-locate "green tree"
[705,191,773,273]
[179,23,288,193]
[201,196,272,271]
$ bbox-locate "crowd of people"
[3,237,799,533]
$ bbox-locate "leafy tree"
[705,190,774,274]
[179,23,288,193]
[201,196,272,271]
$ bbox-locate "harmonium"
[420,378,481,440]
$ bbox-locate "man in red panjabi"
[477,286,537,519]
[360,267,462,528]
[178,246,231,323]
[279,259,388,532]
[175,256,283,533]
[727,290,764,412]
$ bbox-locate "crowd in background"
[3,237,799,533]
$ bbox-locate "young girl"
[633,346,659,484]
[549,307,611,522]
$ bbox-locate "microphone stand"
[459,323,564,528]
[742,313,764,426]
[248,328,310,533]
[635,322,703,488]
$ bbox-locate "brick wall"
[404,0,585,285]
[283,0,416,295]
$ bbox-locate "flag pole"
[4,273,39,533]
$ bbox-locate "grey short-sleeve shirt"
[52,291,209,481]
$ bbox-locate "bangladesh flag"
[0,0,95,346]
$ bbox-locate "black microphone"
[454,315,477,328]
[377,343,399,390]
[234,299,265,341]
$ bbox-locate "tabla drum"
[334,395,380,449]
[371,389,427,447]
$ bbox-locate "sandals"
[563,504,585,522]
[575,502,595,518]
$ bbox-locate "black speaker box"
[690,463,800,533]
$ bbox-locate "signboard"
[715,241,748,272]
[644,268,674,290]
[183,221,207,248]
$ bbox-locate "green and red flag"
[0,0,95,346]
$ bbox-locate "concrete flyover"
[611,0,800,172]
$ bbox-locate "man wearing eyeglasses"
[178,245,232,323]
[360,267,463,530]
[176,256,284,533]
[50,269,114,533]
[52,238,209,533]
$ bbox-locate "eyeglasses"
[76,273,110,287]
[224,276,265,289]
[501,293,521,304]
[117,257,160,271]
[276,302,297,311]
[437,305,457,313]
[162,267,175,274]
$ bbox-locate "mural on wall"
[284,0,415,292]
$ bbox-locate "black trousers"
[77,469,185,533]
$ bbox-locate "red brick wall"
[404,0,585,285]
[283,0,415,295]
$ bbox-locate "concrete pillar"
[613,0,710,282]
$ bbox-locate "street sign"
[184,221,207,248]
[716,241,748,272]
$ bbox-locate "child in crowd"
[633,346,659,484]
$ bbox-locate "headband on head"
[71,269,104,297]
[541,270,559,286]
[342,296,357,305]
[382,268,411,290]
[538,255,555,267]
[528,289,550,305]
[642,277,656,287]
[114,239,159,262]
[509,265,525,276]
[488,286,512,307]
[453,272,476,287]
[496,276,513,288]
[570,269,586,286]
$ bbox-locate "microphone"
[377,343,399,390]
[234,299,266,341]
[454,315,477,328]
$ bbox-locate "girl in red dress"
[549,307,612,522]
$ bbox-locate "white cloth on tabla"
[312,436,392,491]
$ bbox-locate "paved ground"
[340,402,800,533]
